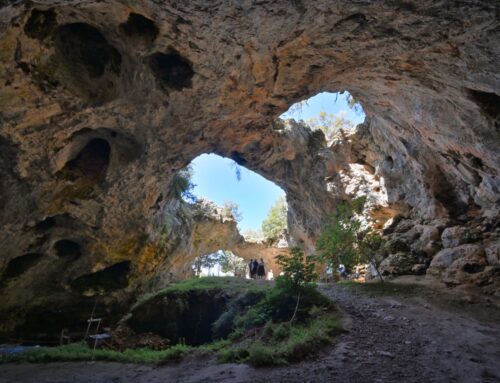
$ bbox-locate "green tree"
[306,111,354,140]
[192,252,222,276]
[218,251,246,276]
[275,247,318,324]
[276,247,318,290]
[262,197,287,240]
[316,196,385,282]
[171,166,196,203]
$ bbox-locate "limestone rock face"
[427,243,497,288]
[441,226,469,248]
[484,240,500,266]
[0,1,499,337]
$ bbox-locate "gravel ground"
[1,282,499,383]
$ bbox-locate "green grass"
[2,279,344,367]
[216,279,344,367]
[218,314,343,366]
[0,343,192,364]
[131,277,269,311]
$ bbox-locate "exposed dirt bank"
[1,282,499,383]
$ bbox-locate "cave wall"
[0,0,499,337]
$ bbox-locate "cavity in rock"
[53,239,81,258]
[70,261,131,293]
[119,13,158,43]
[149,51,194,91]
[34,216,56,232]
[24,8,57,40]
[54,23,122,78]
[468,89,500,129]
[63,138,111,182]
[1,253,43,281]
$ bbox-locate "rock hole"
[63,138,111,182]
[70,261,131,293]
[432,169,467,217]
[1,253,43,281]
[468,89,500,130]
[34,216,56,232]
[119,13,158,43]
[53,239,81,258]
[464,153,484,171]
[462,263,484,274]
[24,8,57,40]
[54,23,121,78]
[149,51,194,91]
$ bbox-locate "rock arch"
[0,0,498,339]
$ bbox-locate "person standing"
[338,264,346,279]
[252,259,259,279]
[248,259,254,279]
[257,258,265,279]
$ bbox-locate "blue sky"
[190,154,285,231]
[190,92,365,231]
[281,91,365,125]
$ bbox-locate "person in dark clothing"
[248,259,255,279]
[252,259,259,279]
[257,258,265,279]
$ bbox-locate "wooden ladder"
[84,301,102,361]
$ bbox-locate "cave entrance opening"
[280,91,366,140]
[180,153,288,241]
[192,250,247,278]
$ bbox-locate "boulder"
[379,252,417,276]
[429,244,489,285]
[484,239,500,266]
[414,224,443,257]
[384,238,411,254]
[429,244,486,273]
[441,226,468,248]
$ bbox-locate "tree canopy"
[306,111,354,140]
[315,196,385,281]
[261,196,287,240]
[171,165,196,203]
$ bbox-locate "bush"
[217,347,249,363]
[247,343,283,366]
[275,247,318,291]
[272,323,290,340]
[316,196,385,281]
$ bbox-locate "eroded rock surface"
[0,0,499,337]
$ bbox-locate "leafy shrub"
[217,347,249,363]
[247,343,283,366]
[275,247,317,290]
[316,196,385,281]
[272,323,290,340]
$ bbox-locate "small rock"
[377,351,395,358]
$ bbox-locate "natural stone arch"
[0,0,498,339]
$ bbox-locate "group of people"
[248,258,265,279]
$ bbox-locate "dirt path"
[2,283,499,383]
